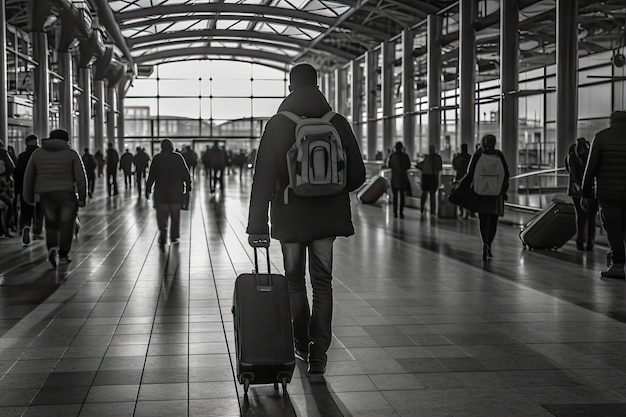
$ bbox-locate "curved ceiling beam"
[117,4,336,27]
[135,47,294,65]
[133,39,301,57]
[120,14,326,35]
[142,57,290,73]
[127,29,355,60]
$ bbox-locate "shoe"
[576,243,585,251]
[307,360,326,375]
[586,244,594,252]
[482,244,489,261]
[58,257,71,265]
[22,226,31,247]
[487,245,493,258]
[171,238,180,245]
[295,348,308,363]
[48,248,58,268]
[32,234,44,241]
[400,213,404,218]
[600,263,625,279]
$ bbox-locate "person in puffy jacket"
[567,138,597,251]
[582,111,626,278]
[23,129,87,267]
[387,141,411,218]
[246,63,365,375]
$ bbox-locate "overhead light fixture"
[614,53,626,68]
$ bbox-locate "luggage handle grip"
[253,247,273,291]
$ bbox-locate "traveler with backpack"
[460,134,509,260]
[387,141,411,218]
[247,63,366,375]
[567,138,597,251]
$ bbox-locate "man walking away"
[133,147,150,196]
[146,139,192,247]
[582,111,626,279]
[23,129,87,267]
[106,143,119,196]
[15,135,44,245]
[120,148,134,190]
[387,141,411,218]
[452,143,473,218]
[247,63,366,375]
[82,148,97,199]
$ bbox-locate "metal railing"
[506,167,569,212]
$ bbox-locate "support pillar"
[117,82,126,152]
[381,40,393,153]
[33,32,49,139]
[428,14,442,152]
[556,0,578,168]
[106,86,116,149]
[500,0,519,176]
[334,67,346,116]
[59,51,73,141]
[459,0,476,147]
[94,79,105,154]
[0,0,7,144]
[365,49,377,160]
[402,29,415,160]
[78,66,91,153]
[350,60,361,148]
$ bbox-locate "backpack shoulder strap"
[321,111,336,122]
[278,111,302,124]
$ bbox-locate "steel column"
[0,0,7,144]
[59,51,74,141]
[33,32,50,139]
[365,49,377,160]
[334,67,345,115]
[106,86,116,148]
[350,60,361,147]
[78,66,91,153]
[500,0,519,176]
[94,80,105,154]
[381,40,393,153]
[459,0,476,147]
[402,29,415,160]
[428,14,442,152]
[556,0,578,169]
[117,83,125,152]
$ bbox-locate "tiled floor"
[1,171,625,417]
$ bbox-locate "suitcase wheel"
[243,378,250,396]
[281,377,289,396]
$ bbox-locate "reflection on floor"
[0,172,625,417]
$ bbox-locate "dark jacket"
[0,147,14,178]
[133,150,150,173]
[582,117,626,202]
[452,151,472,181]
[461,148,509,216]
[82,152,97,176]
[120,151,133,173]
[14,144,39,194]
[106,148,119,170]
[247,86,366,242]
[387,151,411,190]
[567,141,589,198]
[22,139,87,205]
[146,150,192,204]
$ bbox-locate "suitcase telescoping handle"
[253,247,274,292]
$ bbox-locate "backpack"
[280,110,347,203]
[472,153,505,196]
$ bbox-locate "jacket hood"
[42,139,70,152]
[575,138,590,159]
[277,86,331,117]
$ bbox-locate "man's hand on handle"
[248,234,270,248]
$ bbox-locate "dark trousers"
[123,171,133,189]
[87,173,96,197]
[107,168,118,196]
[155,203,181,244]
[599,200,626,264]
[281,238,335,362]
[420,190,436,214]
[211,168,224,192]
[40,192,78,258]
[19,195,44,234]
[479,213,499,246]
[391,186,406,215]
[572,197,598,247]
[136,171,146,195]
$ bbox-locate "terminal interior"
[1,0,626,416]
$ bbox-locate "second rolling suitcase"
[519,198,576,250]
[232,246,295,397]
[357,176,388,204]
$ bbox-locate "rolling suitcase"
[232,246,295,397]
[519,197,576,250]
[357,176,388,204]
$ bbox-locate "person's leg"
[155,203,168,245]
[58,197,78,260]
[586,200,599,250]
[391,186,399,216]
[487,214,499,253]
[420,188,428,213]
[430,189,437,214]
[33,202,45,236]
[307,238,335,369]
[281,242,309,356]
[19,195,33,231]
[399,189,406,217]
[478,213,489,245]
[40,198,60,266]
[599,201,626,277]
[169,204,181,242]
[572,197,586,250]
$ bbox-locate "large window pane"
[252,80,287,97]
[159,79,201,97]
[212,80,251,97]
[212,98,252,120]
[252,98,284,118]
[159,98,200,119]
[579,84,611,119]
